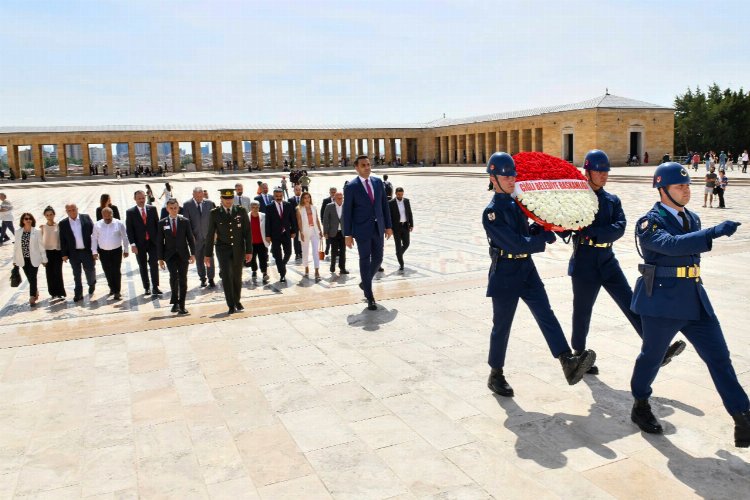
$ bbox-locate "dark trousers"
[194,237,215,281]
[716,187,725,208]
[0,221,14,243]
[488,265,570,369]
[216,247,243,307]
[250,243,268,274]
[571,262,642,352]
[22,257,39,297]
[45,249,66,297]
[134,240,159,290]
[329,231,346,271]
[393,223,411,267]
[355,224,384,300]
[166,256,189,306]
[99,247,123,294]
[632,312,749,414]
[271,233,292,277]
[293,232,302,258]
[69,249,96,297]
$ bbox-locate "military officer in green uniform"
[205,188,252,314]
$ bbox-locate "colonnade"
[431,128,544,165]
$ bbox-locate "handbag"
[10,265,21,287]
[318,237,325,260]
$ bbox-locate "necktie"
[198,202,202,215]
[278,203,283,218]
[141,207,149,240]
[365,179,374,203]
[678,211,690,232]
[171,218,176,236]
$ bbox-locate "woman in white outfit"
[13,212,47,306]
[295,192,323,281]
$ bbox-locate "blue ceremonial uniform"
[483,192,570,368]
[569,188,642,351]
[630,202,749,414]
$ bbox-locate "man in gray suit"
[182,186,216,287]
[322,191,347,274]
[234,183,252,211]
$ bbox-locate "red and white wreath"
[512,152,598,231]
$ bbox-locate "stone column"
[348,138,356,159]
[314,139,321,167]
[305,139,313,167]
[384,138,392,164]
[276,139,284,168]
[56,143,68,176]
[171,141,180,172]
[339,139,347,165]
[256,140,265,170]
[440,136,448,163]
[251,141,259,168]
[332,139,339,167]
[149,142,158,171]
[232,140,243,170]
[82,143,91,176]
[294,138,302,167]
[357,139,364,156]
[6,145,19,178]
[368,138,375,160]
[399,138,407,163]
[286,139,294,165]
[191,141,203,171]
[269,140,277,168]
[105,143,114,173]
[212,141,223,170]
[324,140,330,167]
[32,144,44,177]
[476,132,484,164]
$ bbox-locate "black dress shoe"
[178,308,188,315]
[339,269,349,274]
[280,276,286,283]
[235,303,244,311]
[200,279,207,288]
[330,265,335,273]
[171,304,179,313]
[559,349,596,385]
[488,368,514,397]
[574,350,599,375]
[661,340,687,367]
[73,295,84,302]
[631,399,663,434]
[208,280,216,288]
[367,298,377,311]
[262,274,270,284]
[144,288,151,296]
[113,293,122,301]
[359,282,364,290]
[227,306,236,315]
[88,285,95,295]
[399,265,404,271]
[732,410,750,447]
[378,267,384,272]
[153,288,163,295]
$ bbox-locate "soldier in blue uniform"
[483,152,596,397]
[629,162,750,447]
[566,149,685,374]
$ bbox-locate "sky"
[1,0,748,127]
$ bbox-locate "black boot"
[488,368,514,397]
[660,340,687,367]
[559,350,596,385]
[631,399,663,434]
[732,410,750,448]
[574,350,599,375]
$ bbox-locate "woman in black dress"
[40,206,66,299]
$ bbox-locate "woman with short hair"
[13,212,47,306]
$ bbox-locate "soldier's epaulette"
[636,214,660,235]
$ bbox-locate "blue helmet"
[583,149,610,171]
[486,152,516,176]
[653,162,691,188]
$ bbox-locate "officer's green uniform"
[204,189,252,312]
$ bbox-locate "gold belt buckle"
[516,253,528,259]
[688,265,700,278]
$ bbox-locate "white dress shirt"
[92,219,130,252]
[396,199,407,223]
[335,203,343,230]
[69,216,85,249]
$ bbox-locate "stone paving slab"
[0,166,748,499]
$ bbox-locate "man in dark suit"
[322,191,347,274]
[205,188,253,314]
[343,155,393,310]
[157,199,195,314]
[254,183,274,213]
[265,187,297,282]
[59,203,96,302]
[126,190,162,296]
[288,185,303,260]
[388,187,414,271]
[182,186,216,288]
[321,187,337,256]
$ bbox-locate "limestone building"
[0,93,673,177]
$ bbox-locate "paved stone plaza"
[0,166,748,499]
